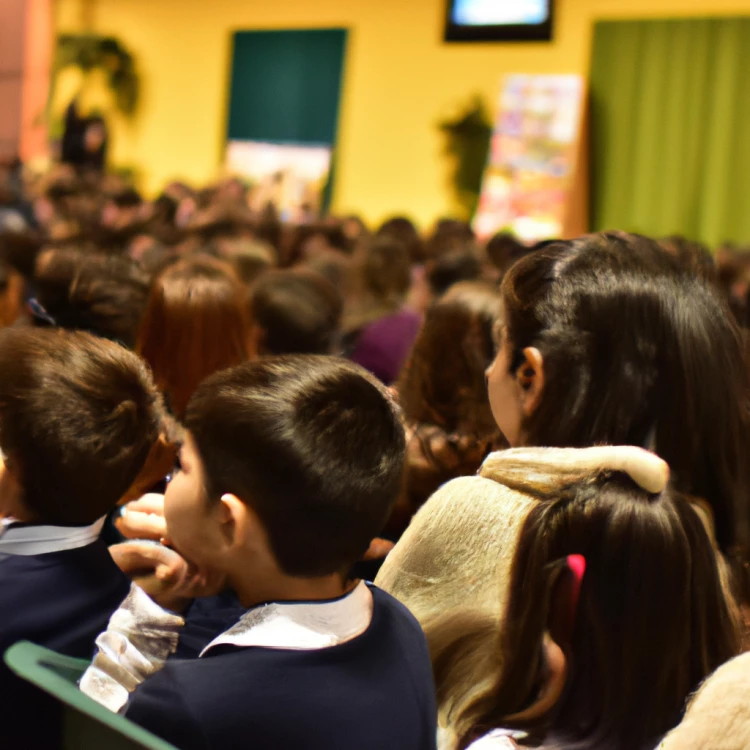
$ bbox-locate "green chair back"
[4,640,179,750]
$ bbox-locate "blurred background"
[2,0,750,244]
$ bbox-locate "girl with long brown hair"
[486,232,750,592]
[393,281,506,531]
[377,447,740,750]
[137,255,251,419]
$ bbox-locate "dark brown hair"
[137,255,251,418]
[376,216,424,264]
[399,281,502,438]
[249,269,342,355]
[432,476,739,750]
[58,254,150,347]
[345,236,413,333]
[501,232,750,563]
[0,328,164,524]
[185,356,406,576]
[361,235,412,303]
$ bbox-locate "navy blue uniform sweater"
[0,538,131,748]
[127,585,438,750]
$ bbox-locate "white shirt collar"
[0,516,106,557]
[201,580,374,656]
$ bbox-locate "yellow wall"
[54,0,750,228]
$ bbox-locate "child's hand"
[109,540,189,598]
[110,540,227,613]
[116,493,167,540]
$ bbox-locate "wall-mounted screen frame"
[444,0,554,42]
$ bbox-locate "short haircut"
[376,216,424,263]
[0,328,164,524]
[249,269,342,355]
[185,356,406,576]
[110,187,142,208]
[485,232,529,278]
[59,254,150,348]
[34,247,86,318]
[361,236,412,303]
[426,250,482,297]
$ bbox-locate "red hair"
[137,256,251,418]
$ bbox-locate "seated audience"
[6,157,750,750]
[81,356,438,750]
[392,281,506,534]
[377,446,739,750]
[137,255,252,419]
[0,328,166,748]
[344,236,422,384]
[248,268,343,355]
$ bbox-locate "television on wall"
[445,0,554,42]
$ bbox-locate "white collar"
[0,516,106,556]
[201,580,374,656]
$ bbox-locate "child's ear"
[516,346,545,417]
[504,556,585,724]
[504,634,567,724]
[217,493,254,550]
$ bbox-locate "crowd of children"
[0,163,750,750]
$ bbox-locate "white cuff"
[79,583,185,712]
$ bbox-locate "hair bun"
[480,445,669,495]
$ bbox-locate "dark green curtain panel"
[590,18,750,245]
[227,29,347,145]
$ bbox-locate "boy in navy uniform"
[0,327,166,748]
[82,356,438,750]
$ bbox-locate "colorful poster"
[225,140,332,223]
[473,74,585,242]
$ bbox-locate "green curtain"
[590,18,750,246]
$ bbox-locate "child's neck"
[232,568,355,610]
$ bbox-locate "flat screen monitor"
[445,0,554,42]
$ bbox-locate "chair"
[4,640,179,750]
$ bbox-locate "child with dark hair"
[59,254,150,347]
[377,215,424,263]
[426,250,483,298]
[378,447,739,750]
[249,268,342,355]
[0,327,166,747]
[489,232,750,587]
[29,249,150,348]
[82,356,437,750]
[484,232,528,279]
